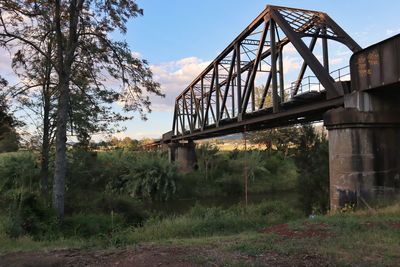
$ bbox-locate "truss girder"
[171,5,361,138]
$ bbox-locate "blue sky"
[2,1,400,140]
[115,0,400,140]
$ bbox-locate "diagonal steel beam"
[322,14,362,52]
[241,19,269,117]
[220,49,236,120]
[259,71,272,109]
[190,86,202,128]
[202,68,216,129]
[293,29,320,95]
[271,8,338,97]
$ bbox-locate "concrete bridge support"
[324,91,400,210]
[168,141,197,173]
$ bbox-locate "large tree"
[0,0,162,217]
[0,77,19,152]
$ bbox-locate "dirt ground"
[0,243,329,267]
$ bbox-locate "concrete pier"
[168,141,197,173]
[324,91,400,210]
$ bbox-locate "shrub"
[3,192,58,239]
[62,213,124,238]
[295,125,329,214]
[215,174,243,196]
[96,196,148,226]
[108,152,178,202]
[0,152,40,199]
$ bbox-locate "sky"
[2,0,400,140]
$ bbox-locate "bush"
[62,213,124,238]
[3,193,58,240]
[0,152,40,200]
[107,152,178,202]
[295,125,329,214]
[215,174,243,196]
[96,196,148,226]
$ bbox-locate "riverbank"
[1,204,399,266]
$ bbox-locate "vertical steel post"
[251,82,255,111]
[236,43,242,115]
[215,63,220,124]
[231,79,235,117]
[270,20,279,113]
[201,77,204,125]
[322,27,329,72]
[182,99,185,132]
[279,47,285,102]
[190,87,193,128]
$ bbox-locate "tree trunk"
[40,108,50,198]
[40,44,53,199]
[53,76,69,218]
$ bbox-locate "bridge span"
[157,6,400,210]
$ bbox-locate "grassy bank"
[1,204,399,266]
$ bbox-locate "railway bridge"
[156,6,400,210]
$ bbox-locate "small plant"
[340,203,356,213]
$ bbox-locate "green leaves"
[104,151,178,202]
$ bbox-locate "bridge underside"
[166,93,343,142]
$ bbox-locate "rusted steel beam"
[270,19,279,113]
[235,43,242,115]
[293,30,320,95]
[279,47,285,102]
[220,49,236,120]
[270,8,338,97]
[202,68,215,129]
[241,19,269,116]
[259,71,272,110]
[322,27,329,72]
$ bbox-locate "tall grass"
[114,200,304,244]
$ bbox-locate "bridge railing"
[287,65,350,99]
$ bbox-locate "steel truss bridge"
[160,5,362,143]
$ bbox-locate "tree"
[295,124,329,214]
[197,143,219,181]
[11,40,57,197]
[248,127,300,157]
[249,85,300,157]
[0,77,19,152]
[0,0,163,218]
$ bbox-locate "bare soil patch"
[0,243,331,267]
[258,222,332,239]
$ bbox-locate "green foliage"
[96,196,148,226]
[196,143,219,181]
[0,91,19,153]
[3,192,58,240]
[295,125,329,214]
[125,153,177,201]
[103,151,178,202]
[117,200,303,243]
[62,213,124,239]
[0,152,40,202]
[248,126,300,155]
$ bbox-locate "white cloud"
[149,56,211,112]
